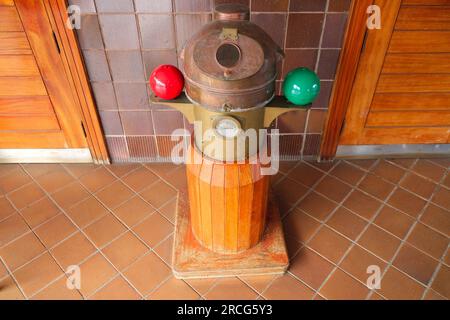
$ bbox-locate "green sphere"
[283,67,321,106]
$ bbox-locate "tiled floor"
[0,158,448,300]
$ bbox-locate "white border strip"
[0,149,92,163]
[337,144,450,159]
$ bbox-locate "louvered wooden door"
[339,0,450,146]
[0,0,87,150]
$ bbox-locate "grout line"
[0,256,28,300]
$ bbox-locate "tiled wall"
[71,0,351,162]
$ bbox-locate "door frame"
[319,0,373,161]
[44,0,109,163]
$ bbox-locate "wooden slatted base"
[172,192,289,279]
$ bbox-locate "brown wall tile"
[214,0,249,6]
[277,110,307,134]
[126,136,158,160]
[283,49,318,78]
[98,14,140,50]
[108,51,145,82]
[91,82,117,110]
[135,0,172,12]
[175,14,212,50]
[142,50,178,79]
[307,110,327,133]
[99,111,123,135]
[251,13,287,48]
[328,0,352,12]
[175,0,212,12]
[138,15,175,49]
[289,0,327,12]
[286,13,324,48]
[303,134,321,156]
[120,111,154,135]
[115,83,149,110]
[96,0,134,13]
[82,50,111,81]
[153,111,185,135]
[77,15,103,49]
[278,135,303,158]
[317,49,340,79]
[251,0,289,12]
[68,0,96,13]
[105,136,129,162]
[322,13,348,48]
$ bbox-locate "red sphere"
[149,65,184,100]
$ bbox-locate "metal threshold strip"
[337,144,450,159]
[0,149,92,163]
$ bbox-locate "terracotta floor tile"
[79,167,116,193]
[148,277,200,300]
[159,198,176,223]
[400,173,437,200]
[0,164,20,178]
[8,182,45,210]
[153,234,174,266]
[377,266,425,300]
[146,163,180,178]
[263,274,314,300]
[427,158,450,168]
[21,197,60,229]
[0,214,30,247]
[96,181,134,209]
[431,265,450,299]
[278,161,298,174]
[442,174,450,189]
[288,162,324,187]
[358,174,395,201]
[0,276,24,300]
[431,187,450,210]
[314,175,352,203]
[113,196,155,228]
[84,214,126,248]
[272,178,309,213]
[387,158,416,169]
[358,225,401,262]
[0,196,15,221]
[445,248,450,265]
[133,213,173,248]
[157,166,187,193]
[0,260,7,279]
[423,289,446,300]
[326,207,367,241]
[51,182,90,210]
[285,235,303,259]
[340,245,386,283]
[289,247,334,290]
[388,188,427,218]
[420,204,450,237]
[239,274,277,294]
[139,180,178,209]
[406,223,448,259]
[319,269,369,300]
[66,196,109,229]
[283,209,320,244]
[371,160,406,183]
[308,226,352,264]
[393,244,439,285]
[0,232,45,271]
[295,191,337,222]
[412,160,447,183]
[343,189,382,220]
[121,166,159,192]
[329,162,365,185]
[347,159,376,170]
[123,252,171,296]
[205,277,258,300]
[31,276,82,300]
[305,160,337,172]
[102,231,148,271]
[13,252,63,297]
[90,276,141,300]
[23,164,62,179]
[106,164,141,178]
[183,278,218,296]
[35,169,75,194]
[51,232,96,270]
[78,253,117,297]
[35,214,77,249]
[0,167,32,194]
[63,163,98,179]
[373,206,414,239]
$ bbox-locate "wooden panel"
[389,31,450,53]
[402,0,450,5]
[0,7,22,32]
[0,0,14,6]
[0,114,60,130]
[339,0,402,145]
[383,54,450,74]
[320,0,374,160]
[0,32,31,54]
[357,128,450,144]
[210,163,226,252]
[0,55,39,76]
[377,74,450,93]
[367,111,450,127]
[372,93,450,111]
[0,77,47,96]
[224,164,239,252]
[198,159,213,248]
[0,131,67,148]
[0,96,54,114]
[237,165,253,251]
[396,7,450,30]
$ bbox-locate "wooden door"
[0,0,88,152]
[339,0,450,146]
